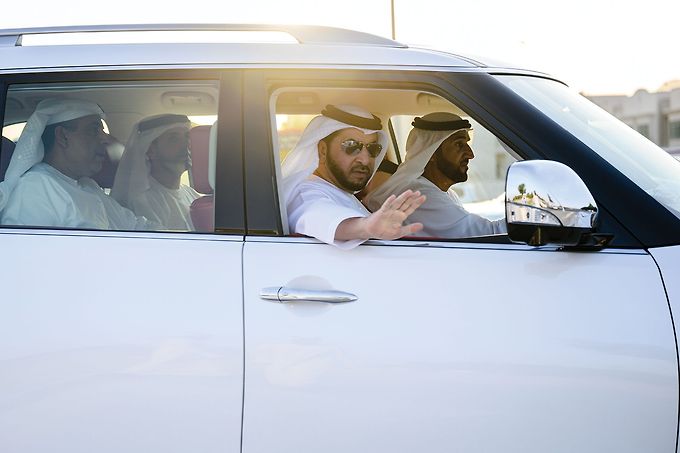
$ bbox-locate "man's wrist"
[335,216,372,241]
[358,216,373,240]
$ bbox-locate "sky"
[0,0,677,96]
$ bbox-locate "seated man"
[365,112,506,238]
[0,98,153,230]
[356,159,398,202]
[111,114,199,230]
[282,104,426,249]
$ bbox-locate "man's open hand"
[363,189,426,239]
[335,189,426,241]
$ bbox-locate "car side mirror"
[505,160,599,246]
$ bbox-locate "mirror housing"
[505,160,598,246]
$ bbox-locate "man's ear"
[317,140,327,164]
[54,126,69,148]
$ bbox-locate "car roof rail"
[0,23,407,48]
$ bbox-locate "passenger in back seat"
[111,114,199,230]
[0,98,156,230]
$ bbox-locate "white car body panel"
[0,22,678,453]
[650,244,680,375]
[242,239,677,453]
[0,231,244,453]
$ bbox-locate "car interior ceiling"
[274,87,463,117]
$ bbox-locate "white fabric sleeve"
[288,189,367,250]
[98,191,158,230]
[0,172,79,227]
[125,183,199,231]
[412,186,507,238]
[81,179,159,231]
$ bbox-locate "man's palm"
[366,190,426,240]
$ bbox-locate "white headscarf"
[0,98,105,211]
[111,114,191,208]
[280,104,389,202]
[365,112,472,211]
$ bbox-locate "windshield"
[496,75,680,220]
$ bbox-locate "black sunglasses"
[340,139,383,158]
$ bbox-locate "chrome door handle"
[260,286,358,303]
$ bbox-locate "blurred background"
[1,0,678,154]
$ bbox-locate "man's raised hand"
[363,189,426,240]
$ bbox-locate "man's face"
[435,130,474,184]
[148,126,191,171]
[60,115,109,178]
[319,128,380,192]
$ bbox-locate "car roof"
[0,23,551,76]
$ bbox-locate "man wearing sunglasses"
[281,104,426,249]
[365,112,506,238]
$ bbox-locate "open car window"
[271,86,517,242]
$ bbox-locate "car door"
[0,71,246,453]
[0,232,244,453]
[239,69,678,453]
[242,240,677,453]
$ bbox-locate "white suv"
[0,24,679,453]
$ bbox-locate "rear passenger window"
[272,87,518,241]
[0,80,219,232]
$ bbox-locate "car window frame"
[442,72,680,248]
[242,68,646,247]
[0,69,245,236]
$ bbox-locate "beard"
[326,152,372,192]
[155,156,190,178]
[436,155,468,184]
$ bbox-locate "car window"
[0,80,219,232]
[271,86,518,241]
[497,75,680,220]
[276,114,316,163]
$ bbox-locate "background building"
[587,80,680,159]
